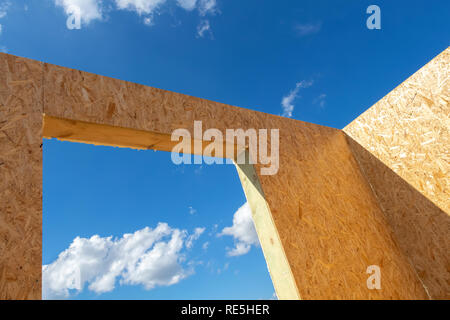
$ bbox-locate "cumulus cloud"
[294,22,322,37]
[219,202,260,257]
[54,0,103,25]
[42,223,204,299]
[281,80,314,118]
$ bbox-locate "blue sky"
[0,0,448,299]
[43,140,271,299]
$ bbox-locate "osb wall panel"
[42,60,429,299]
[42,62,331,139]
[346,136,449,299]
[344,47,449,299]
[0,53,43,299]
[344,47,449,213]
[255,132,428,299]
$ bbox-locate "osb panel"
[344,47,449,213]
[344,47,449,299]
[0,53,43,299]
[346,136,449,299]
[255,131,429,299]
[42,60,429,299]
[42,61,337,138]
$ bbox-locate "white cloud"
[202,241,209,250]
[197,19,212,38]
[219,202,260,257]
[116,0,215,16]
[186,227,205,249]
[281,80,314,118]
[294,22,322,37]
[0,24,2,35]
[227,242,252,256]
[42,223,203,299]
[115,0,166,15]
[198,0,216,16]
[178,0,217,17]
[52,0,220,34]
[176,0,197,11]
[0,1,10,19]
[54,0,103,25]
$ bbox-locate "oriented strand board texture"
[42,60,429,299]
[344,48,449,213]
[256,131,428,299]
[346,136,449,299]
[344,48,450,299]
[0,54,42,299]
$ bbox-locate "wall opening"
[43,137,276,299]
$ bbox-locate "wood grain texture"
[42,115,241,157]
[344,47,450,299]
[0,53,43,299]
